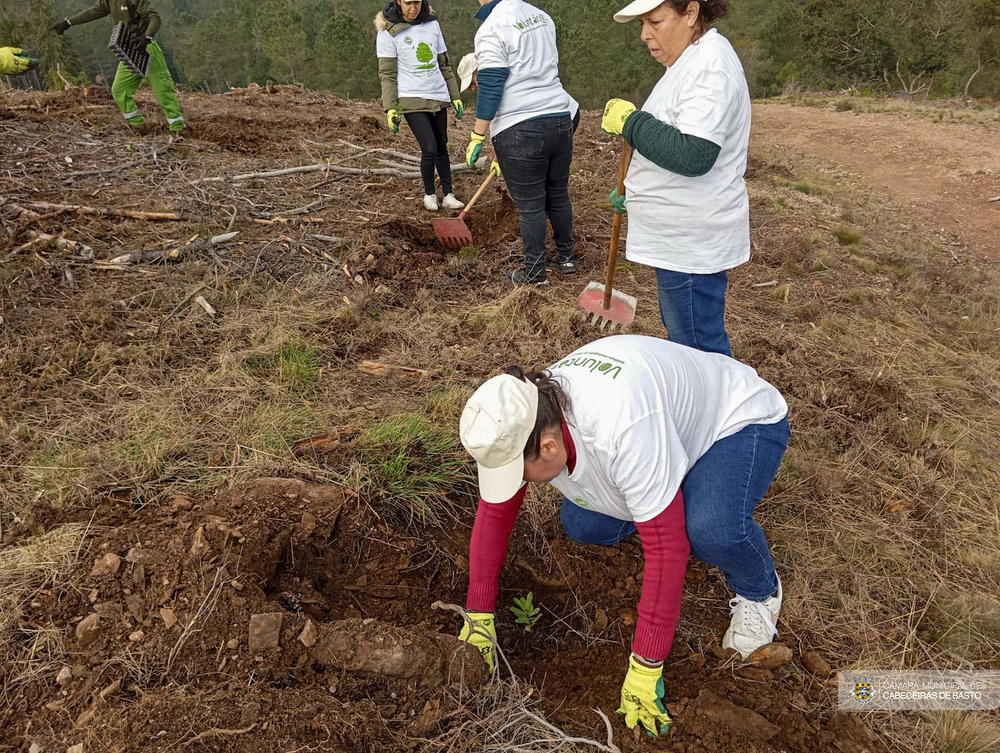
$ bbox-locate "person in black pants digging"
[375,0,465,212]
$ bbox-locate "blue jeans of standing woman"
[560,418,789,601]
[492,114,576,281]
[655,267,732,357]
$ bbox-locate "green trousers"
[111,40,184,131]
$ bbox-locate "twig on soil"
[109,232,239,265]
[165,565,230,674]
[1,231,94,264]
[988,195,1000,203]
[194,295,216,317]
[182,723,256,746]
[358,360,429,380]
[23,202,184,221]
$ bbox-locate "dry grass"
[0,522,90,646]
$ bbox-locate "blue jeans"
[492,114,576,280]
[654,267,732,357]
[560,418,789,600]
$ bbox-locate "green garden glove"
[466,130,485,168]
[617,656,674,737]
[458,611,497,672]
[386,108,401,134]
[452,99,464,119]
[609,188,626,214]
[490,160,502,178]
[0,47,38,75]
[602,98,637,136]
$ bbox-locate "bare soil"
[752,102,1000,260]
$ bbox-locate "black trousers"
[492,114,576,279]
[404,108,452,196]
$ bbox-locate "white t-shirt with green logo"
[547,335,787,523]
[623,29,752,274]
[376,21,451,104]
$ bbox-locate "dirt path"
[752,103,1000,260]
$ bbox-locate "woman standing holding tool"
[376,0,465,213]
[454,334,789,736]
[51,0,185,135]
[465,0,579,286]
[601,0,748,356]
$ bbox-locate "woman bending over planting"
[375,0,465,212]
[456,335,789,736]
[601,0,748,356]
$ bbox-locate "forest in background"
[2,0,999,104]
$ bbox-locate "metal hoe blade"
[576,281,637,330]
[433,217,474,249]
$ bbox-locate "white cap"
[613,0,665,22]
[458,52,478,92]
[460,373,538,503]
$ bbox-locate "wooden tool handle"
[604,143,633,310]
[458,169,496,219]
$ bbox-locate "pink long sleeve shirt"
[466,420,690,660]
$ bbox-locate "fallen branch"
[989,195,1000,203]
[250,216,326,225]
[25,202,184,221]
[198,157,486,184]
[1,231,94,264]
[109,232,238,265]
[358,360,429,380]
[337,139,421,164]
[271,200,323,218]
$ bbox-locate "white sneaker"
[722,577,781,659]
[423,194,439,212]
[441,193,465,210]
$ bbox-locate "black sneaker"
[553,258,577,275]
[506,269,548,287]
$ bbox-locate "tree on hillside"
[313,12,378,99]
[255,0,312,82]
[962,0,999,95]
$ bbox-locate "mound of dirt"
[13,477,486,751]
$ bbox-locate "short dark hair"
[506,366,571,460]
[660,0,729,28]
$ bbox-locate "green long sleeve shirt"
[68,0,161,37]
[623,110,721,178]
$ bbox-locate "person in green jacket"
[375,0,465,212]
[51,0,185,134]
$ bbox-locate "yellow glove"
[466,130,486,168]
[458,611,497,672]
[452,99,464,119]
[617,656,674,737]
[0,47,37,75]
[490,160,502,178]
[602,98,637,136]
[386,108,401,134]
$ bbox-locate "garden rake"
[434,169,496,249]
[577,144,637,330]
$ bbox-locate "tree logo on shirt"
[573,496,590,508]
[415,41,436,70]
